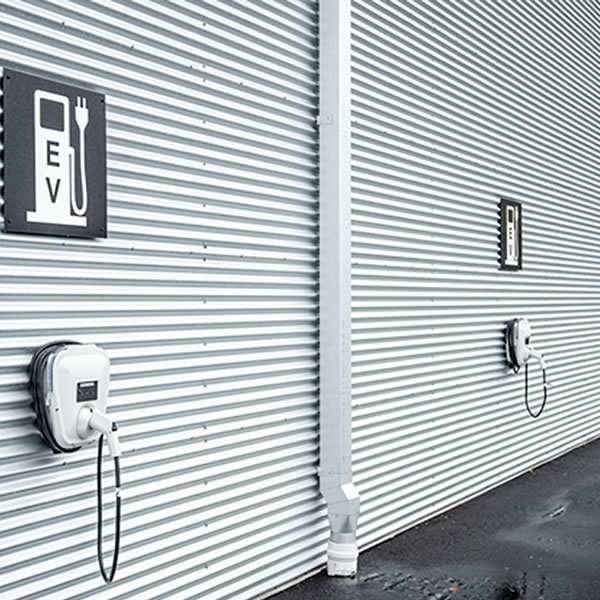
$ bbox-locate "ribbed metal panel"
[351,0,600,548]
[0,1,324,599]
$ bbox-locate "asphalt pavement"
[272,439,600,600]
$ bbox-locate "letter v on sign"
[46,177,60,203]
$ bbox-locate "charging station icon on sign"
[3,68,106,238]
[28,91,89,227]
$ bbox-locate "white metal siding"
[351,0,600,547]
[0,2,325,599]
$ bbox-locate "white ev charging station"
[505,318,548,418]
[29,342,122,583]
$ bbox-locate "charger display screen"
[40,98,65,131]
[77,380,98,402]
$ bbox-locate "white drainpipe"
[318,0,360,577]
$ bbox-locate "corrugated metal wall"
[351,0,600,547]
[0,1,325,599]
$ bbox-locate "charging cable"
[30,340,81,454]
[79,407,122,583]
[524,350,548,419]
[97,430,121,583]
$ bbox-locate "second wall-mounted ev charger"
[30,341,122,583]
[505,318,548,418]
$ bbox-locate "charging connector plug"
[78,407,121,458]
[525,347,546,371]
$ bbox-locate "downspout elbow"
[319,480,360,576]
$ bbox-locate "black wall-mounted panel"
[499,198,522,271]
[2,68,106,238]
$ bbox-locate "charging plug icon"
[73,96,89,217]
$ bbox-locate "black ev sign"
[2,69,107,238]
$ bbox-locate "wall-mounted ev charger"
[29,341,122,583]
[505,318,548,418]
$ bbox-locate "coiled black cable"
[525,363,548,419]
[97,433,121,584]
[29,340,81,453]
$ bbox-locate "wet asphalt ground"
[273,440,600,600]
